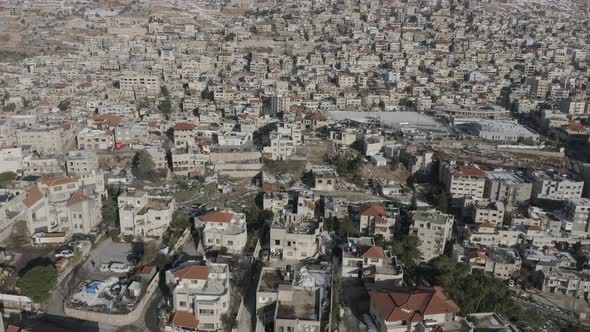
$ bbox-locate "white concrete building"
[410,210,454,262]
[529,170,584,201]
[440,162,487,199]
[118,190,176,238]
[194,211,247,254]
[167,261,230,332]
[0,148,23,173]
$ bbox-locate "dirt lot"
[174,177,259,211]
[359,163,410,185]
[297,138,333,165]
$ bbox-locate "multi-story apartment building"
[270,214,320,261]
[262,192,290,214]
[194,210,247,254]
[341,237,403,283]
[529,169,584,201]
[485,170,533,206]
[270,95,291,114]
[483,247,522,280]
[440,162,486,199]
[562,198,590,236]
[65,150,98,176]
[167,261,230,332]
[358,204,398,240]
[0,147,23,173]
[471,200,505,225]
[118,190,176,238]
[22,154,62,176]
[173,122,198,148]
[336,72,355,88]
[410,210,454,262]
[398,145,434,174]
[16,125,69,154]
[171,148,209,177]
[119,74,160,95]
[262,132,296,160]
[464,224,522,247]
[22,177,101,236]
[542,269,590,298]
[144,148,169,172]
[77,128,114,150]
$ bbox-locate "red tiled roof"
[93,115,124,128]
[23,185,44,208]
[479,223,496,229]
[140,266,155,274]
[528,225,543,231]
[6,325,20,332]
[38,177,78,187]
[66,191,93,207]
[305,111,327,121]
[362,246,385,259]
[171,311,199,329]
[369,287,460,323]
[174,265,209,280]
[200,211,234,223]
[563,122,587,132]
[452,166,486,178]
[175,122,197,131]
[360,205,385,217]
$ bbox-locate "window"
[275,240,280,245]
[199,309,215,316]
[179,301,186,308]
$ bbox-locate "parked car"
[89,227,100,239]
[55,249,74,258]
[109,262,131,274]
[99,263,110,272]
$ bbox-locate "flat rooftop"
[486,171,530,184]
[276,287,320,321]
[258,268,291,293]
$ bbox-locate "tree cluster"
[418,256,545,329]
[131,150,166,181]
[17,265,58,303]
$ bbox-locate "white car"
[55,250,74,258]
[109,262,131,274]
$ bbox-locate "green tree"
[220,312,238,331]
[417,257,542,326]
[3,103,15,112]
[338,216,358,238]
[159,98,172,117]
[437,192,450,214]
[158,85,172,118]
[391,235,421,273]
[17,265,58,303]
[131,150,160,180]
[0,171,16,187]
[57,99,71,112]
[171,210,192,230]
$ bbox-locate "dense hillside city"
[0,0,589,331]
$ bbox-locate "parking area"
[86,238,132,272]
